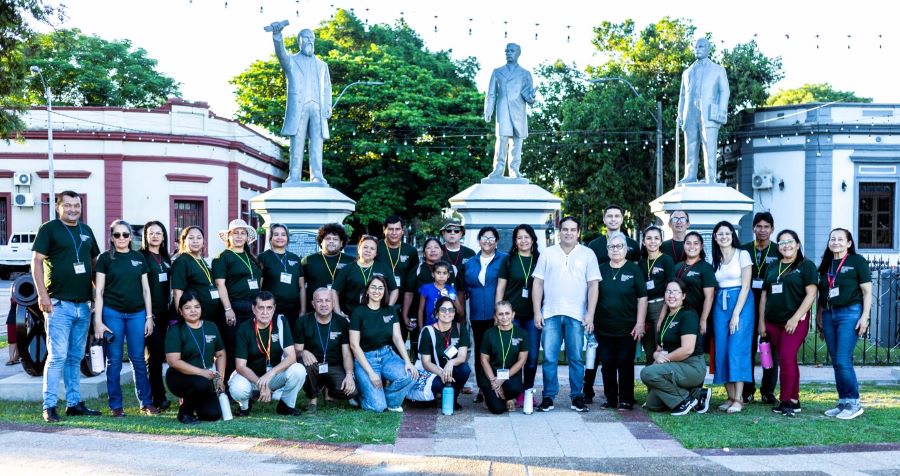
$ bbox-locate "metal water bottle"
[585,334,598,370]
[523,388,534,415]
[442,386,455,415]
[89,339,105,374]
[214,374,233,421]
[759,339,774,370]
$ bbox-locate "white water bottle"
[585,334,598,370]
[523,388,534,415]
[90,340,105,373]
[218,392,233,421]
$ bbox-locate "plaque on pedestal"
[249,185,355,255]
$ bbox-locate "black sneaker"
[790,401,802,413]
[617,402,634,411]
[276,400,302,416]
[772,402,787,414]
[583,394,594,405]
[42,407,61,423]
[537,397,554,412]
[177,413,201,424]
[236,407,251,417]
[474,392,485,404]
[742,394,755,405]
[66,402,102,416]
[695,387,712,414]
[781,406,796,417]
[571,397,589,412]
[761,393,777,405]
[599,401,617,410]
[671,397,698,416]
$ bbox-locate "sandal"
[726,402,743,413]
[5,359,21,366]
[717,400,734,412]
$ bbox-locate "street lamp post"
[30,66,56,220]
[589,77,664,198]
[332,81,385,110]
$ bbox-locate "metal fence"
[799,256,900,365]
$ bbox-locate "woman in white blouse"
[710,221,754,413]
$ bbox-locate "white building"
[724,103,899,261]
[0,99,286,255]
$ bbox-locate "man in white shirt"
[531,216,601,412]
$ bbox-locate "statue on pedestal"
[484,43,536,180]
[677,37,730,184]
[267,21,332,185]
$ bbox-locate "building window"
[172,198,205,251]
[0,194,9,245]
[858,182,895,249]
[241,200,264,254]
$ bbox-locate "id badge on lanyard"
[496,369,509,380]
[209,286,220,300]
[280,272,292,284]
[752,279,764,289]
[248,279,259,290]
[158,272,168,282]
[318,363,329,374]
[74,262,86,274]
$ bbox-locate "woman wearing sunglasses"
[417,296,471,410]
[93,220,158,416]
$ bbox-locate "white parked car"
[0,232,36,279]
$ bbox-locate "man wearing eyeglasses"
[440,219,475,300]
[32,190,102,423]
[531,216,601,412]
[740,212,781,405]
[588,205,640,265]
[661,210,691,264]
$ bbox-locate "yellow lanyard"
[498,328,513,368]
[358,261,374,284]
[386,244,401,272]
[753,241,771,274]
[659,308,682,344]
[646,253,661,277]
[230,249,255,279]
[321,252,342,282]
[517,254,533,286]
[191,255,212,284]
[776,259,794,283]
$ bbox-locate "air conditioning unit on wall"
[752,173,774,190]
[14,171,32,186]
[13,192,35,207]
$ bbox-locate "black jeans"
[219,298,253,383]
[145,311,170,405]
[302,362,359,400]
[481,374,524,414]
[597,334,637,405]
[165,369,222,421]
[744,291,778,399]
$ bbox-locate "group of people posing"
[32,190,871,425]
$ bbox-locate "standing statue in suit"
[268,22,332,185]
[484,43,536,179]
[677,37,730,184]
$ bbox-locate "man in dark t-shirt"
[32,191,102,423]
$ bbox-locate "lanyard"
[676,262,695,280]
[150,252,166,273]
[187,322,208,367]
[321,252,342,282]
[230,249,255,279]
[827,255,849,289]
[385,244,401,272]
[254,320,273,364]
[609,263,624,281]
[315,319,333,361]
[443,245,462,266]
[62,221,85,259]
[671,240,685,262]
[498,328,513,368]
[517,254,533,286]
[646,253,660,278]
[436,324,454,348]
[358,262,374,284]
[276,251,289,273]
[191,255,212,284]
[753,241,771,274]
[776,259,794,283]
[659,308,682,344]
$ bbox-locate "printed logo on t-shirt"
[288,260,298,266]
[204,335,215,343]
[841,267,853,273]
[621,274,634,282]
[80,234,91,242]
[651,267,663,275]
[462,258,469,264]
[450,337,459,346]
[687,271,699,277]
[382,314,393,323]
[329,331,341,340]
[765,256,778,264]
[400,255,409,263]
[272,334,280,343]
[336,263,347,270]
[511,337,523,346]
[131,260,143,267]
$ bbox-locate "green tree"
[23,28,180,107]
[232,10,486,235]
[524,18,782,236]
[0,0,64,138]
[766,82,872,106]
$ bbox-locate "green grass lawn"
[0,384,401,444]
[0,334,8,349]
[639,384,900,449]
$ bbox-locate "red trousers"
[765,317,809,402]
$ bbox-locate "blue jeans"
[822,304,862,402]
[540,315,585,400]
[712,286,754,384]
[516,317,541,390]
[103,307,153,409]
[42,299,91,409]
[354,345,415,412]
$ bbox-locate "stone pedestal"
[249,185,356,256]
[650,183,754,257]
[448,178,561,252]
[0,367,133,402]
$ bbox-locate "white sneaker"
[823,403,846,417]
[387,406,404,413]
[836,405,864,420]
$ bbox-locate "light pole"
[332,81,385,109]
[589,77,664,198]
[30,66,56,220]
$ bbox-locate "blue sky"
[40,0,897,117]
